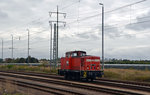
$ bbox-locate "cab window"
[66,53,71,57]
[81,53,86,56]
[71,52,77,57]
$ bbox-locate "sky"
[0,0,150,60]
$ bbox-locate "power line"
[0,0,146,39]
[0,17,47,37]
[1,0,147,43]
[62,18,150,40]
[63,13,150,31]
[60,0,80,10]
[1,13,150,47]
[106,0,146,13]
[63,5,150,24]
[0,0,148,59]
[13,16,150,46]
[64,0,147,24]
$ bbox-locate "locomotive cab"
[58,51,103,81]
[66,51,86,57]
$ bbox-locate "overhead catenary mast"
[49,6,66,69]
[8,35,14,59]
[11,34,13,59]
[27,29,30,65]
[56,6,59,62]
[1,39,3,62]
[53,24,57,69]
[49,22,53,70]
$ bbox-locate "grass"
[0,65,58,74]
[2,94,24,95]
[104,68,150,82]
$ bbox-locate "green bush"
[7,65,14,69]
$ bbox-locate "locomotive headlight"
[87,67,89,69]
[97,67,99,69]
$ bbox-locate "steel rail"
[1,70,150,87]
[0,77,86,95]
[0,71,145,95]
[0,78,66,95]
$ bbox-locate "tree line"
[0,56,39,63]
[105,59,150,64]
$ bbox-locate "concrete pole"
[27,29,30,65]
[1,39,3,62]
[99,3,104,70]
[56,5,59,67]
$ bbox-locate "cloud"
[105,25,121,38]
[101,25,132,39]
[106,45,150,60]
[0,0,150,60]
[71,25,130,40]
[126,10,150,31]
[75,29,100,40]
[0,9,8,19]
[76,32,90,39]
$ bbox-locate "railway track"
[0,77,81,95]
[0,70,150,95]
[2,70,150,87]
[95,78,150,92]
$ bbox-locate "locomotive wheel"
[65,74,71,80]
[90,78,93,82]
[64,74,68,79]
[76,76,80,81]
[85,78,89,82]
[68,76,71,80]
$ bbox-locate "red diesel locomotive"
[58,51,103,81]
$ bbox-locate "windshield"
[72,52,77,57]
[81,53,86,56]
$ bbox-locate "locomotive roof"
[66,50,86,54]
